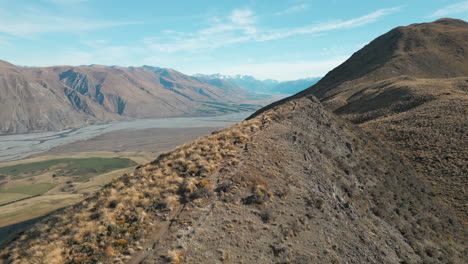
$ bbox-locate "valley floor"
[0,126,224,247]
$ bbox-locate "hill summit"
[252,18,468,219]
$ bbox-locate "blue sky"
[0,0,467,80]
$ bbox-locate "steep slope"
[341,77,468,218]
[252,18,468,219]
[0,60,15,68]
[306,18,468,219]
[1,95,464,264]
[0,65,97,134]
[0,64,254,134]
[304,18,468,108]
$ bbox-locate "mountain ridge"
[194,73,320,94]
[0,63,258,135]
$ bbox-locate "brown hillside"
[0,60,15,68]
[306,18,468,109]
[252,18,468,219]
[1,96,464,263]
[307,18,468,219]
[0,63,253,134]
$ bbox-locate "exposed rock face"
[0,66,94,134]
[63,87,93,115]
[60,69,105,105]
[106,94,127,115]
[0,64,254,134]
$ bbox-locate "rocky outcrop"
[60,69,106,106]
[63,87,92,115]
[0,70,93,134]
[105,94,127,115]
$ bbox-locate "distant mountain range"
[0,62,263,134]
[193,73,320,94]
[0,60,319,135]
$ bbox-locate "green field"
[0,183,57,195]
[0,183,57,205]
[0,157,137,206]
[0,193,30,205]
[0,157,137,180]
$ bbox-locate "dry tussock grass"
[1,118,260,264]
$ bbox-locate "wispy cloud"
[0,6,140,38]
[145,6,401,53]
[230,8,256,25]
[274,3,309,16]
[257,6,401,41]
[430,1,468,17]
[145,8,257,53]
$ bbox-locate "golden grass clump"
[164,249,183,264]
[1,118,261,264]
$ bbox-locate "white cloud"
[229,8,256,25]
[275,3,309,16]
[258,6,402,41]
[0,7,140,38]
[145,6,401,53]
[430,1,468,17]
[145,8,258,53]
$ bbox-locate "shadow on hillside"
[0,201,75,250]
[0,215,50,249]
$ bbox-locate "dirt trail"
[130,123,266,263]
[129,205,185,264]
